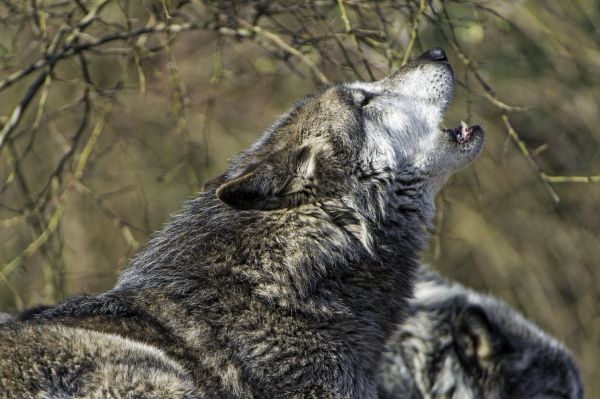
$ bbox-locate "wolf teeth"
[460,120,468,130]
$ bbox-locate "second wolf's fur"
[378,268,584,399]
[0,49,484,398]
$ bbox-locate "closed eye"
[358,91,375,108]
[346,87,377,109]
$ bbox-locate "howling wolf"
[0,48,484,398]
[378,268,584,399]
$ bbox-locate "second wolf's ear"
[454,304,510,370]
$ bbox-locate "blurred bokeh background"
[0,0,598,395]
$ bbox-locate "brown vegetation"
[0,0,598,395]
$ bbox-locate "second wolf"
[378,267,584,399]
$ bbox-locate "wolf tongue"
[458,120,470,141]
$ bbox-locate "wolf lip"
[445,122,482,144]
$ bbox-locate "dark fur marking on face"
[394,175,426,187]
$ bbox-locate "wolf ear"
[454,304,509,369]
[216,147,318,211]
[216,170,288,211]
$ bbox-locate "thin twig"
[0,72,48,153]
[0,22,210,94]
[502,114,560,203]
[0,101,114,279]
[337,0,375,80]
[402,0,427,65]
[235,20,329,84]
[542,175,600,184]
[163,22,201,192]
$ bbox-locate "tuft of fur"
[377,267,584,399]
[0,49,483,398]
[0,313,13,324]
[0,322,198,398]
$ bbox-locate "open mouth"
[444,121,484,145]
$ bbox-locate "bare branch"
[234,20,329,85]
[401,0,427,65]
[502,114,561,203]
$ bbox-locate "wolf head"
[378,270,584,399]
[212,48,483,232]
[454,300,584,399]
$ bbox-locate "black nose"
[419,48,448,62]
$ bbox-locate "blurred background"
[0,0,598,394]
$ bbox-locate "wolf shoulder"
[0,322,200,399]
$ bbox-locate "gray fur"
[378,267,584,399]
[0,49,483,398]
[0,313,12,323]
[0,322,198,398]
[5,268,584,398]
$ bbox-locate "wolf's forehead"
[310,86,356,111]
[289,88,359,131]
[285,88,349,120]
[253,88,357,152]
